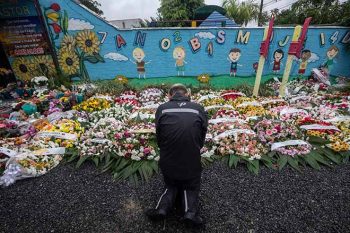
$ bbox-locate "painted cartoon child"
[322,45,339,74]
[173,46,187,76]
[298,49,311,78]
[227,48,242,77]
[131,48,151,79]
[271,49,284,75]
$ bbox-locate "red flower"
[50,3,61,11]
[52,23,61,34]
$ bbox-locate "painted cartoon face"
[173,47,186,60]
[301,51,311,61]
[327,49,338,59]
[229,52,241,62]
[274,52,283,61]
[133,48,145,62]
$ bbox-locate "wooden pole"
[279,25,302,97]
[253,27,268,97]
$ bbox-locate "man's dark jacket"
[155,93,208,180]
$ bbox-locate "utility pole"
[258,0,264,26]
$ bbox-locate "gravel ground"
[1,161,350,233]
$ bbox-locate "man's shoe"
[183,212,205,228]
[145,208,167,221]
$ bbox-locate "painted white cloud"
[308,53,319,63]
[68,18,94,30]
[104,52,128,61]
[195,32,215,40]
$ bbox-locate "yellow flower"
[61,34,76,50]
[11,57,33,81]
[197,74,210,83]
[58,49,79,75]
[76,30,100,54]
[33,55,56,77]
[115,75,128,84]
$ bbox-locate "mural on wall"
[131,48,151,79]
[0,0,58,82]
[43,2,105,82]
[271,49,284,77]
[173,46,187,76]
[227,48,242,77]
[34,0,350,83]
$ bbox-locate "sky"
[98,0,299,21]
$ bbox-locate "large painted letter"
[173,31,182,43]
[116,34,126,49]
[216,30,225,44]
[189,37,201,53]
[278,35,290,47]
[320,33,325,46]
[160,38,171,51]
[133,31,147,47]
[236,30,250,44]
[341,31,350,43]
[330,31,339,44]
[207,41,213,56]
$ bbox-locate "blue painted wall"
[37,0,350,81]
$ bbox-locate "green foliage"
[275,0,350,25]
[158,0,204,27]
[93,80,127,95]
[79,0,104,16]
[222,0,259,26]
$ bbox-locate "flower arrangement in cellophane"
[73,97,111,112]
[89,105,132,124]
[254,119,303,145]
[138,88,165,105]
[113,122,158,161]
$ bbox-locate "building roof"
[199,11,238,27]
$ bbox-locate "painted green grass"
[127,74,275,89]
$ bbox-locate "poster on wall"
[0,16,50,57]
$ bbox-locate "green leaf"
[76,156,89,168]
[94,53,105,63]
[92,157,99,167]
[304,153,321,170]
[260,155,273,168]
[63,10,68,34]
[84,55,99,64]
[287,156,301,172]
[309,151,332,167]
[308,136,331,144]
[277,155,288,171]
[228,155,239,168]
[247,160,259,175]
[323,148,341,164]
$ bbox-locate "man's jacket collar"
[170,93,190,102]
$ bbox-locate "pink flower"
[143,147,151,155]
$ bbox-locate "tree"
[158,0,204,27]
[275,0,349,25]
[79,0,103,16]
[222,0,259,26]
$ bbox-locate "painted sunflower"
[115,75,128,84]
[58,49,79,75]
[33,55,56,77]
[11,57,33,81]
[61,34,76,51]
[76,30,100,54]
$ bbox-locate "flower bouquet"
[73,97,111,112]
[138,88,165,105]
[271,140,312,157]
[0,148,64,186]
[220,90,245,101]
